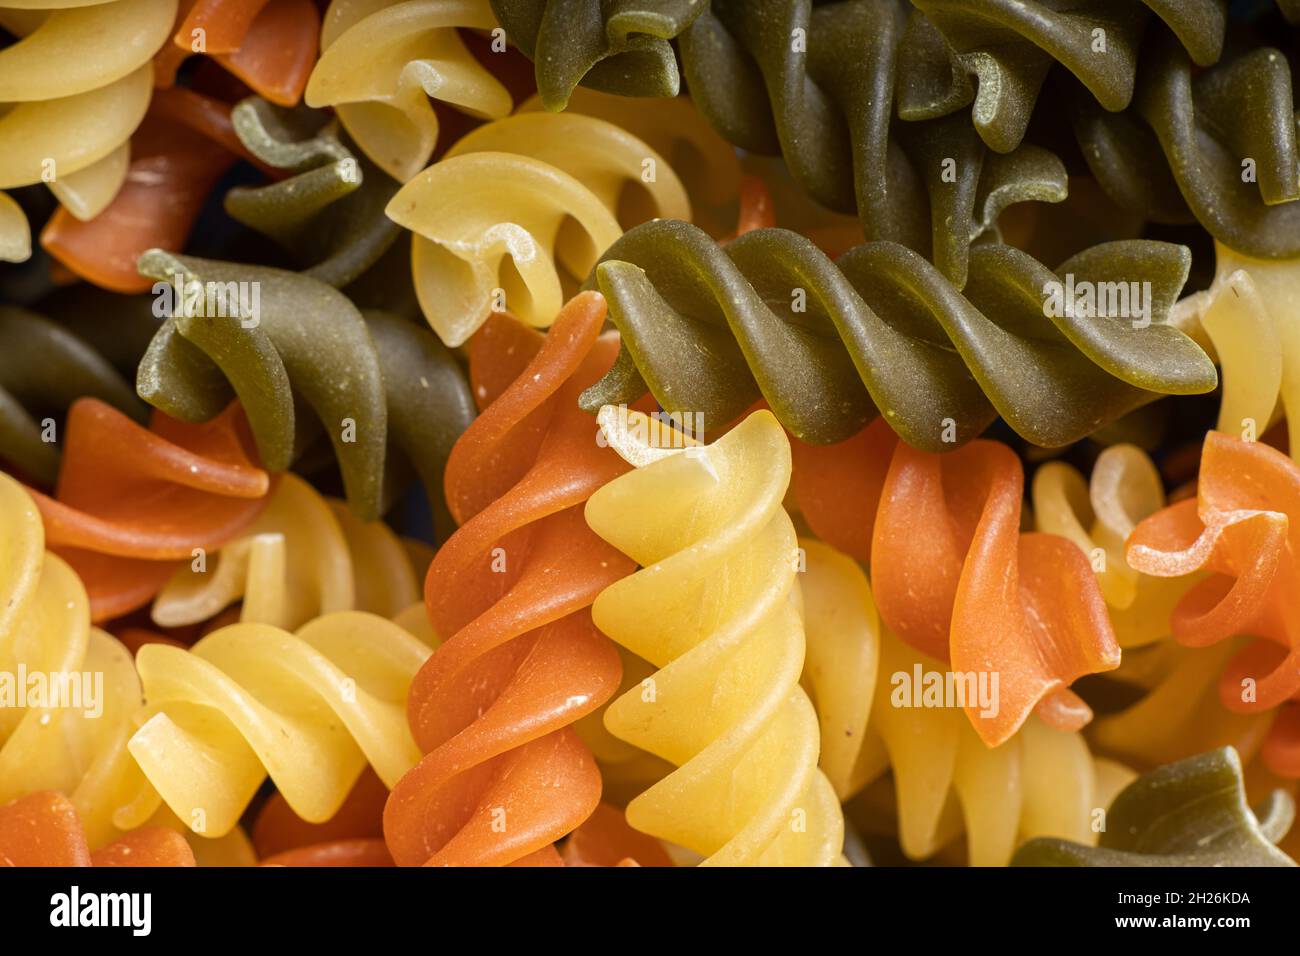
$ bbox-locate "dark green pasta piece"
[1013,748,1297,867]
[491,0,704,110]
[677,0,1067,287]
[0,306,146,485]
[365,309,476,536]
[224,97,402,288]
[136,250,389,520]
[900,0,1230,154]
[578,219,1215,450]
[1076,33,1300,255]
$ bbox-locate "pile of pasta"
[2,0,1300,869]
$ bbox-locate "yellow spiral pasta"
[520,88,742,239]
[859,629,1134,867]
[150,473,422,632]
[1172,241,1297,450]
[585,408,844,866]
[1030,443,1190,649]
[799,538,879,801]
[305,0,513,184]
[0,0,176,261]
[127,610,433,838]
[795,532,1131,866]
[0,472,156,848]
[386,110,691,346]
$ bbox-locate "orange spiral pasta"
[154,0,320,107]
[791,418,1120,747]
[1127,433,1300,779]
[23,398,271,622]
[0,791,195,867]
[383,292,632,866]
[42,87,250,293]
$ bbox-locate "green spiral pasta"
[134,252,473,523]
[490,0,704,110]
[578,219,1216,449]
[0,305,146,485]
[899,0,1232,154]
[1073,32,1300,257]
[1013,748,1296,867]
[676,0,1068,286]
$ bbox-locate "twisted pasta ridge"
[1031,443,1191,649]
[128,609,432,838]
[871,630,1133,865]
[490,0,704,111]
[0,792,195,867]
[1126,433,1300,779]
[305,0,514,184]
[0,474,160,849]
[1087,637,1271,773]
[1074,33,1300,256]
[901,0,1231,154]
[151,472,423,632]
[520,88,743,239]
[19,398,270,623]
[1172,242,1300,458]
[578,218,1215,450]
[1014,748,1296,866]
[154,0,320,107]
[135,252,476,523]
[0,305,145,485]
[585,408,844,865]
[386,109,690,347]
[796,537,1133,865]
[224,96,403,288]
[792,417,1121,747]
[253,766,390,860]
[384,293,628,867]
[677,0,1069,285]
[40,87,247,293]
[0,0,176,262]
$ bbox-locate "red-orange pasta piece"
[384,292,632,867]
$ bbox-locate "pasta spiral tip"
[587,408,845,866]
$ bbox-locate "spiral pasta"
[305,0,514,184]
[1172,243,1300,457]
[580,218,1214,450]
[1031,443,1191,649]
[22,398,270,622]
[1072,31,1300,257]
[901,0,1232,154]
[792,417,1120,746]
[40,87,247,293]
[0,0,176,261]
[387,110,690,346]
[0,473,159,849]
[384,293,630,866]
[0,792,195,867]
[1014,747,1296,867]
[128,609,431,838]
[224,96,403,289]
[151,472,422,631]
[585,408,845,865]
[490,0,704,110]
[1125,432,1300,780]
[676,0,1070,284]
[0,305,145,485]
[155,0,320,107]
[134,252,474,522]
